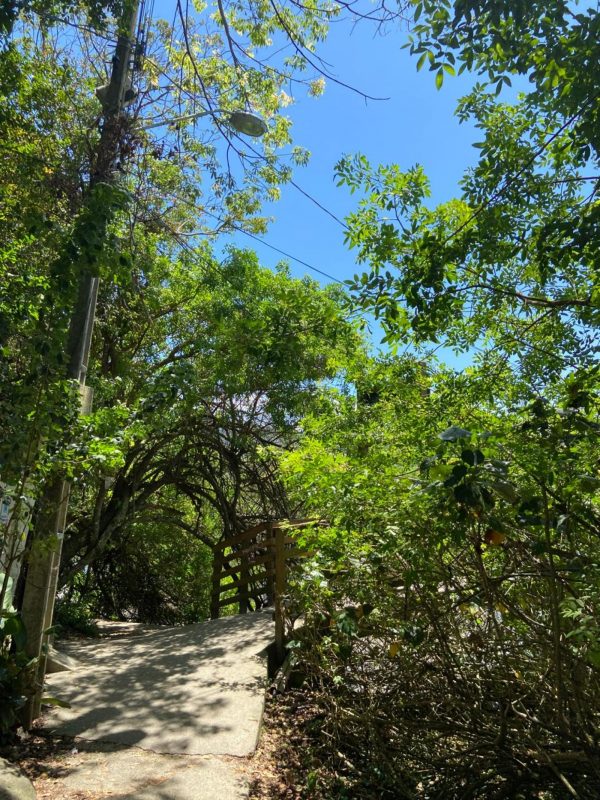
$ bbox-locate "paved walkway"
[41,611,275,799]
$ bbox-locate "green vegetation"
[268,2,600,796]
[0,613,36,739]
[1,0,600,796]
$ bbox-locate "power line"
[135,96,598,290]
[0,143,342,284]
[138,66,350,232]
[438,94,600,249]
[225,224,344,283]
[158,188,344,283]
[287,176,348,229]
[238,136,349,230]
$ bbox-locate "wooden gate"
[210,519,317,662]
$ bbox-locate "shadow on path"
[44,610,275,757]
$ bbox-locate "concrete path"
[40,611,274,799]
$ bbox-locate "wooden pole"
[20,2,141,728]
[274,523,286,665]
[210,547,223,620]
[239,549,249,614]
[19,479,69,722]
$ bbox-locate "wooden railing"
[210,519,317,662]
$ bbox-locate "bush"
[54,602,99,638]
[0,613,37,741]
[280,372,600,798]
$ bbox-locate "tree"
[277,360,600,797]
[51,245,359,620]
[407,0,600,155]
[338,1,599,385]
[0,0,402,500]
[0,0,375,726]
[264,4,600,796]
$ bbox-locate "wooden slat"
[215,532,256,552]
[210,548,224,620]
[218,594,244,608]
[219,564,241,580]
[275,518,324,529]
[219,572,273,593]
[239,554,249,614]
[215,518,324,552]
[219,568,275,595]
[220,554,274,579]
[211,518,325,623]
[218,587,269,608]
[224,537,304,560]
[223,538,275,559]
[248,552,275,568]
[217,549,308,589]
[274,525,286,663]
[216,521,271,551]
[258,566,275,581]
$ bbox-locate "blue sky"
[215,14,483,361]
[221,15,480,290]
[151,4,484,359]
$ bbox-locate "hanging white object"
[141,108,268,136]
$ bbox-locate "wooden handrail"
[219,553,274,579]
[210,518,323,664]
[214,518,322,551]
[217,587,270,608]
[218,573,273,593]
[215,523,270,551]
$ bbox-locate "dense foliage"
[0,0,366,730]
[0,0,364,620]
[279,361,600,797]
[1,1,599,797]
[267,1,600,797]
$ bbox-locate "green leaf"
[429,463,452,481]
[402,624,425,646]
[41,696,72,709]
[0,614,27,651]
[444,462,468,486]
[578,475,600,492]
[489,481,519,504]
[461,448,475,465]
[453,483,480,507]
[586,650,600,668]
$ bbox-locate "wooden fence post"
[210,520,316,637]
[274,523,286,664]
[210,547,222,620]
[239,548,249,614]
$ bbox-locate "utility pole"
[20,0,141,727]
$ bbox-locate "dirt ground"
[248,692,308,800]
